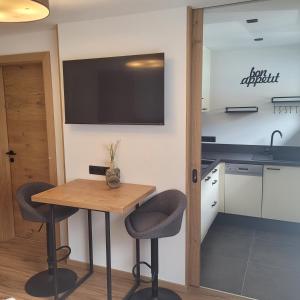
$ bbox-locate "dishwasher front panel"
[225,164,263,218]
[225,163,263,176]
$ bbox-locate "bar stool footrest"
[132,261,153,283]
[56,245,72,262]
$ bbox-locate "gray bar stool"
[16,182,79,297]
[125,190,187,300]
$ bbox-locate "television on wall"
[63,53,165,125]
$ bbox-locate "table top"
[32,179,156,214]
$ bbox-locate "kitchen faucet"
[270,130,283,149]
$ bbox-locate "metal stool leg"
[151,239,159,299]
[25,206,77,298]
[127,237,182,300]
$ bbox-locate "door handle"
[205,176,211,182]
[211,201,217,207]
[6,150,16,156]
[266,167,280,171]
[212,180,218,185]
[192,169,198,183]
[6,150,16,163]
[212,169,218,174]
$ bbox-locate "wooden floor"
[0,234,244,300]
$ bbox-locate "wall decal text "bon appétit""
[241,67,280,87]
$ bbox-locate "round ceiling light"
[0,0,49,22]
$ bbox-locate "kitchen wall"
[202,45,300,146]
[57,7,187,284]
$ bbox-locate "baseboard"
[67,259,188,293]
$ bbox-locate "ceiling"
[204,0,300,50]
[0,0,256,35]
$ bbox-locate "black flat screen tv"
[63,53,165,125]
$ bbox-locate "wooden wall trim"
[42,52,58,186]
[54,25,69,247]
[186,7,203,287]
[186,6,193,286]
[0,52,49,65]
[55,25,67,185]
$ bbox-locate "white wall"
[202,45,300,146]
[57,7,187,284]
[0,29,65,184]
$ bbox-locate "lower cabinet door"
[225,174,262,218]
[201,171,219,242]
[201,180,211,242]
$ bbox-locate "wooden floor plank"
[0,234,245,300]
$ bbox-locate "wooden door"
[186,8,203,286]
[0,67,15,241]
[2,63,50,237]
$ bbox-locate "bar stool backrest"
[16,182,55,223]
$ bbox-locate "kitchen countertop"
[201,143,300,179]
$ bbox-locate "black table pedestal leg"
[135,238,140,285]
[135,204,141,286]
[123,203,141,300]
[50,204,59,300]
[59,209,94,300]
[105,212,112,300]
[88,209,94,272]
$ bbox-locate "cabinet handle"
[211,201,217,207]
[267,167,281,171]
[212,169,218,173]
[212,180,218,185]
[205,176,211,182]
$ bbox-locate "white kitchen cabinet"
[225,173,262,217]
[263,165,300,223]
[202,47,211,112]
[218,163,225,213]
[201,166,220,242]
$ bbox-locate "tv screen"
[63,53,164,125]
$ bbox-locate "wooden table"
[32,179,156,300]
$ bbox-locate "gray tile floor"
[200,213,300,300]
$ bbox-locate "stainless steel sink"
[252,152,300,162]
[272,153,300,162]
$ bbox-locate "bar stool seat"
[35,205,78,223]
[16,182,79,298]
[125,189,187,300]
[129,211,167,235]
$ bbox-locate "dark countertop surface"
[201,143,300,179]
